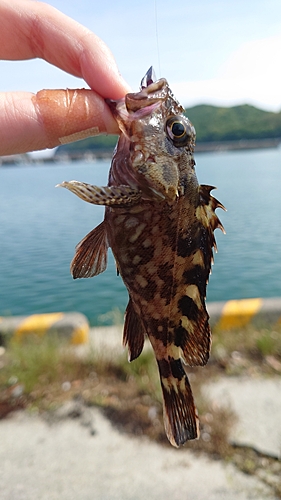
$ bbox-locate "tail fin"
[157,358,199,447]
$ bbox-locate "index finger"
[0,0,130,99]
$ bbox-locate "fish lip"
[106,77,167,117]
[106,98,161,120]
[125,78,167,113]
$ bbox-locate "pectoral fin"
[123,298,146,361]
[71,221,108,278]
[57,180,141,206]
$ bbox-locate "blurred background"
[1,0,281,325]
[1,4,281,499]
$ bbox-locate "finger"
[0,0,130,99]
[0,89,119,156]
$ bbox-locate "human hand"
[0,0,130,155]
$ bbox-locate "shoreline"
[1,137,280,165]
[195,137,281,153]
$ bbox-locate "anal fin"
[71,221,108,278]
[123,299,146,361]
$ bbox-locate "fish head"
[106,67,196,202]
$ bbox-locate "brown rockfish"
[58,67,225,447]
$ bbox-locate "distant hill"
[55,103,281,157]
[185,104,281,142]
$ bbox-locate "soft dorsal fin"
[71,221,108,278]
[175,304,211,367]
[123,298,146,361]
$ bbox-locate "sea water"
[0,147,280,325]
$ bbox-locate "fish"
[57,67,225,447]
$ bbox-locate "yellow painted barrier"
[70,324,89,345]
[14,313,64,341]
[0,312,89,345]
[217,298,262,330]
[208,297,281,329]
[1,298,281,346]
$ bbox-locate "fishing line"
[154,0,161,77]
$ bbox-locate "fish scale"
[58,67,225,447]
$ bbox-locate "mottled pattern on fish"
[58,67,225,447]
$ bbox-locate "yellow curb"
[217,298,262,330]
[14,312,64,340]
[71,324,90,344]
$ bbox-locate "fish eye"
[165,116,193,147]
[171,121,185,137]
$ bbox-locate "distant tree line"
[185,104,281,142]
[55,104,281,156]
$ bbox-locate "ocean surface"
[0,148,281,325]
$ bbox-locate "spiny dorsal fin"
[199,184,226,232]
[71,221,108,278]
[197,184,225,259]
[123,298,146,361]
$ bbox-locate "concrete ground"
[0,326,280,499]
[0,407,277,500]
[205,376,281,458]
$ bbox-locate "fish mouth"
[125,66,167,113]
[106,66,167,118]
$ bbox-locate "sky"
[1,0,281,112]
